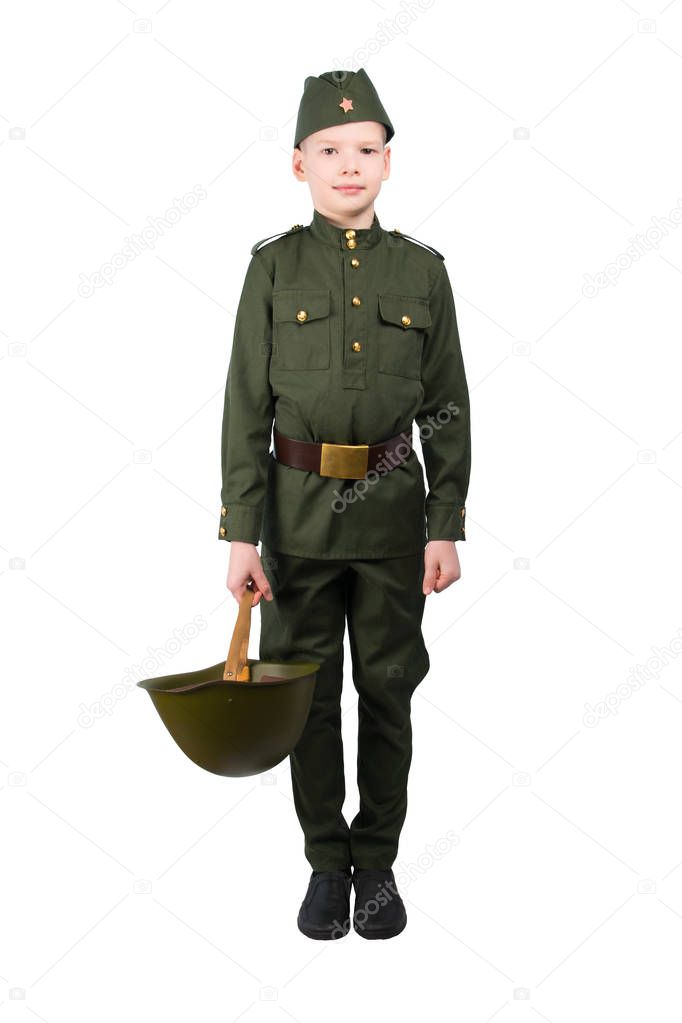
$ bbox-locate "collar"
[307,207,383,250]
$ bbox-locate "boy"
[219,68,471,940]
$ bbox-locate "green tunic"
[219,208,471,559]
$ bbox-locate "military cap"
[293,68,394,149]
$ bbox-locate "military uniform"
[218,69,471,871]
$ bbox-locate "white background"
[2,0,682,1019]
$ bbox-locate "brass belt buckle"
[319,442,369,478]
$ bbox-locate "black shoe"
[352,867,407,939]
[297,869,352,940]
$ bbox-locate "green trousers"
[259,542,430,871]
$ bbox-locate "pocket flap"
[273,289,330,323]
[378,293,432,329]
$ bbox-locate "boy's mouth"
[334,186,365,193]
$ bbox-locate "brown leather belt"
[273,426,413,479]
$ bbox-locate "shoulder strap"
[388,227,444,261]
[251,223,306,255]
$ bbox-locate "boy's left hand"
[423,540,462,595]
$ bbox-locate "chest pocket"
[377,293,431,380]
[272,289,331,370]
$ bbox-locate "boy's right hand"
[226,541,274,606]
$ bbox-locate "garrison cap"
[293,68,394,149]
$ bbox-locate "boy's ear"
[382,145,391,180]
[292,147,306,180]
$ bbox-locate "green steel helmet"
[293,68,394,149]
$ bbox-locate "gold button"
[221,505,227,516]
[401,314,411,327]
[352,341,362,352]
[219,526,226,537]
[345,229,356,239]
[351,257,360,267]
[352,296,361,306]
[346,239,357,249]
[460,508,465,517]
[296,309,308,322]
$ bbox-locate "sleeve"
[218,252,275,544]
[415,261,471,542]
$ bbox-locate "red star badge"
[339,96,354,113]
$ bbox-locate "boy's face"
[292,120,390,220]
